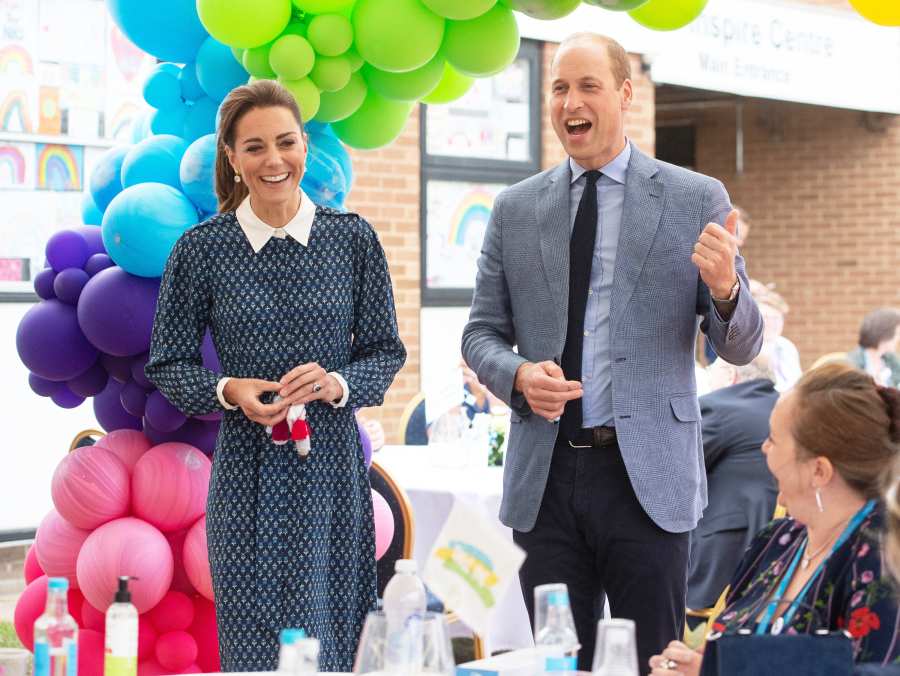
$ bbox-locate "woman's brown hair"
[214,79,304,213]
[791,363,900,499]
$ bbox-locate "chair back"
[809,352,849,371]
[369,460,415,598]
[69,429,104,452]
[398,392,428,445]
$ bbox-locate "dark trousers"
[513,438,690,675]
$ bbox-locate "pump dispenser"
[104,577,137,676]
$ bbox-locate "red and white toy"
[267,396,311,458]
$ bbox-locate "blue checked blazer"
[462,145,764,534]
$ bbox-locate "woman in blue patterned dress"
[145,80,406,672]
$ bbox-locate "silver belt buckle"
[568,439,592,449]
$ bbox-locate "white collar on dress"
[234,188,316,253]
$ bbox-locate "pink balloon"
[372,489,394,561]
[76,517,173,613]
[180,664,201,673]
[155,631,198,672]
[148,591,194,633]
[165,528,196,595]
[190,596,220,673]
[138,615,158,661]
[81,601,105,631]
[13,576,84,651]
[138,660,167,676]
[132,443,211,532]
[24,545,44,584]
[52,446,130,529]
[182,516,212,601]
[78,629,105,676]
[68,588,85,626]
[94,429,153,472]
[34,510,91,588]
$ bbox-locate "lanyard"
[756,499,876,635]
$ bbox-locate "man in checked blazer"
[462,33,763,673]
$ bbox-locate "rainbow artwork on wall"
[0,144,30,189]
[108,102,139,141]
[36,144,83,191]
[0,45,34,77]
[0,90,33,133]
[447,189,495,247]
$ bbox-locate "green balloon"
[307,14,353,56]
[628,0,708,30]
[314,71,368,122]
[231,47,246,63]
[443,4,519,77]
[353,0,445,73]
[332,89,413,149]
[421,62,473,104]
[279,76,321,120]
[291,0,355,11]
[583,0,649,9]
[197,0,291,49]
[362,55,444,101]
[344,46,364,72]
[269,34,316,80]
[422,0,496,20]
[503,0,580,19]
[243,44,278,78]
[282,20,308,38]
[310,55,352,92]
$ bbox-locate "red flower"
[847,607,881,638]
[712,622,726,633]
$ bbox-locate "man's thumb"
[724,209,739,236]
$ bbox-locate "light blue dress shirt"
[568,141,631,428]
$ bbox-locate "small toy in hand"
[267,395,311,459]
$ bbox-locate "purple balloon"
[45,230,90,272]
[357,419,373,468]
[34,268,57,300]
[67,361,109,398]
[51,385,85,409]
[77,266,160,356]
[93,379,143,432]
[100,352,134,383]
[72,225,105,257]
[145,389,187,433]
[130,353,153,388]
[17,300,98,381]
[200,331,221,372]
[195,409,223,422]
[53,268,90,305]
[144,418,219,455]
[120,380,151,418]
[29,373,64,398]
[84,253,114,277]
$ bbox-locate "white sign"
[517,0,900,114]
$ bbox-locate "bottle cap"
[394,559,417,574]
[279,628,307,645]
[47,577,69,592]
[114,576,132,604]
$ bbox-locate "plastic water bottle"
[104,577,137,676]
[277,629,319,675]
[382,559,427,674]
[534,587,579,674]
[33,577,78,676]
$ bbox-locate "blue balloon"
[101,183,199,278]
[107,0,207,63]
[183,96,219,143]
[130,110,153,144]
[180,62,206,102]
[195,37,249,103]
[82,191,103,225]
[89,146,130,212]
[121,134,189,190]
[179,134,218,215]
[143,63,183,109]
[301,129,353,210]
[309,128,353,188]
[150,102,189,137]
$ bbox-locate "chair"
[397,391,427,445]
[809,351,849,371]
[69,429,104,452]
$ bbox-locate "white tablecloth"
[372,445,534,653]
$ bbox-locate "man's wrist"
[711,277,740,302]
[514,362,534,393]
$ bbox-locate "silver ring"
[312,382,322,393]
[661,658,678,670]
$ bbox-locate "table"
[372,445,534,653]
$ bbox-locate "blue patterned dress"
[145,207,406,672]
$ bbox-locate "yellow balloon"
[849,0,900,26]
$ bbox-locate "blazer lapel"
[537,162,572,340]
[610,145,664,336]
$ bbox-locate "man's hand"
[693,209,739,299]
[514,361,582,421]
[222,378,289,426]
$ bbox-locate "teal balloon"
[307,14,353,57]
[243,44,277,79]
[121,135,189,190]
[443,4,519,77]
[143,63,182,109]
[196,37,250,102]
[179,62,205,102]
[183,96,219,142]
[353,0,445,73]
[101,183,199,278]
[362,55,444,101]
[628,0,708,30]
[584,0,649,9]
[503,0,580,19]
[107,0,206,63]
[314,71,367,122]
[82,192,103,226]
[150,102,189,137]
[332,89,413,149]
[179,134,218,215]
[90,147,130,212]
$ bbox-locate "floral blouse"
[713,505,900,665]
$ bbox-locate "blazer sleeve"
[145,232,222,417]
[333,218,407,409]
[461,192,530,416]
[698,178,764,366]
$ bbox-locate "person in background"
[749,279,802,391]
[355,411,386,452]
[848,308,900,387]
[650,364,900,674]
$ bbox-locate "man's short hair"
[554,33,632,87]
[858,308,900,349]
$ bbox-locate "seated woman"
[650,364,900,675]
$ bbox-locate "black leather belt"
[566,426,617,448]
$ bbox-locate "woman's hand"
[649,640,703,676]
[279,362,344,405]
[222,378,289,425]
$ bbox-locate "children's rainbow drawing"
[0,45,34,76]
[109,103,139,141]
[435,539,500,608]
[36,144,83,191]
[447,190,495,246]
[0,145,27,187]
[0,90,33,133]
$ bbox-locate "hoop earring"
[234,174,241,183]
[815,487,824,513]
